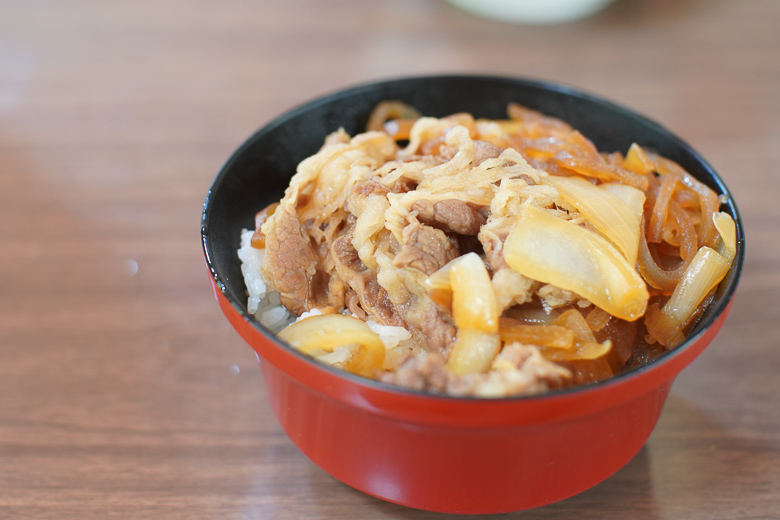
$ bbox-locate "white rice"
[365,319,411,349]
[238,229,296,333]
[238,229,413,367]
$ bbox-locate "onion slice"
[504,204,649,321]
[424,258,457,309]
[278,314,385,377]
[645,246,731,348]
[713,212,737,262]
[447,329,502,375]
[445,253,502,375]
[499,323,576,349]
[600,182,646,224]
[450,252,499,333]
[541,340,612,361]
[543,176,645,265]
[622,143,654,175]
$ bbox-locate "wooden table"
[1,1,777,518]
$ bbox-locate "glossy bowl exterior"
[202,75,744,514]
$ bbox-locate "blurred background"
[1,1,777,519]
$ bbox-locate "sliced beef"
[378,352,449,393]
[331,227,365,273]
[381,343,572,397]
[351,177,414,201]
[514,173,537,186]
[362,277,401,325]
[351,179,391,200]
[435,200,486,235]
[344,290,367,320]
[419,300,457,353]
[331,228,404,327]
[410,199,435,222]
[262,203,320,315]
[411,199,486,236]
[473,140,503,166]
[392,221,459,276]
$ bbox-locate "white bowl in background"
[447,0,616,24]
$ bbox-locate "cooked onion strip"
[446,253,501,375]
[543,175,644,265]
[648,212,736,347]
[600,182,646,220]
[645,247,731,348]
[504,204,649,321]
[424,260,455,310]
[713,212,737,262]
[647,153,720,248]
[553,309,596,343]
[541,309,612,361]
[447,329,502,375]
[648,172,683,243]
[450,253,499,333]
[585,306,611,331]
[278,314,385,377]
[668,201,699,263]
[622,143,654,176]
[637,218,684,292]
[366,100,421,134]
[499,323,576,349]
[552,150,649,191]
[541,340,612,361]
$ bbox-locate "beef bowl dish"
[201,75,744,514]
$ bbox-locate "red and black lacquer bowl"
[201,75,744,514]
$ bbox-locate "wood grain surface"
[1,1,777,518]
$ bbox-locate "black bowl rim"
[202,73,745,403]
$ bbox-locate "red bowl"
[201,75,744,514]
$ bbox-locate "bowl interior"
[202,74,744,393]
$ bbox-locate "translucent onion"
[446,328,501,375]
[498,323,576,349]
[540,309,612,360]
[669,201,699,263]
[683,177,721,249]
[502,308,556,326]
[366,100,421,133]
[645,246,731,348]
[551,150,649,191]
[445,253,502,375]
[622,143,654,175]
[277,314,385,377]
[423,258,456,309]
[543,175,644,265]
[352,194,390,270]
[383,119,416,141]
[552,309,597,343]
[713,212,737,262]
[637,219,683,293]
[585,306,611,331]
[450,252,499,333]
[251,203,279,249]
[504,204,649,321]
[648,172,683,243]
[541,340,612,361]
[647,153,720,248]
[638,200,704,294]
[600,182,646,223]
